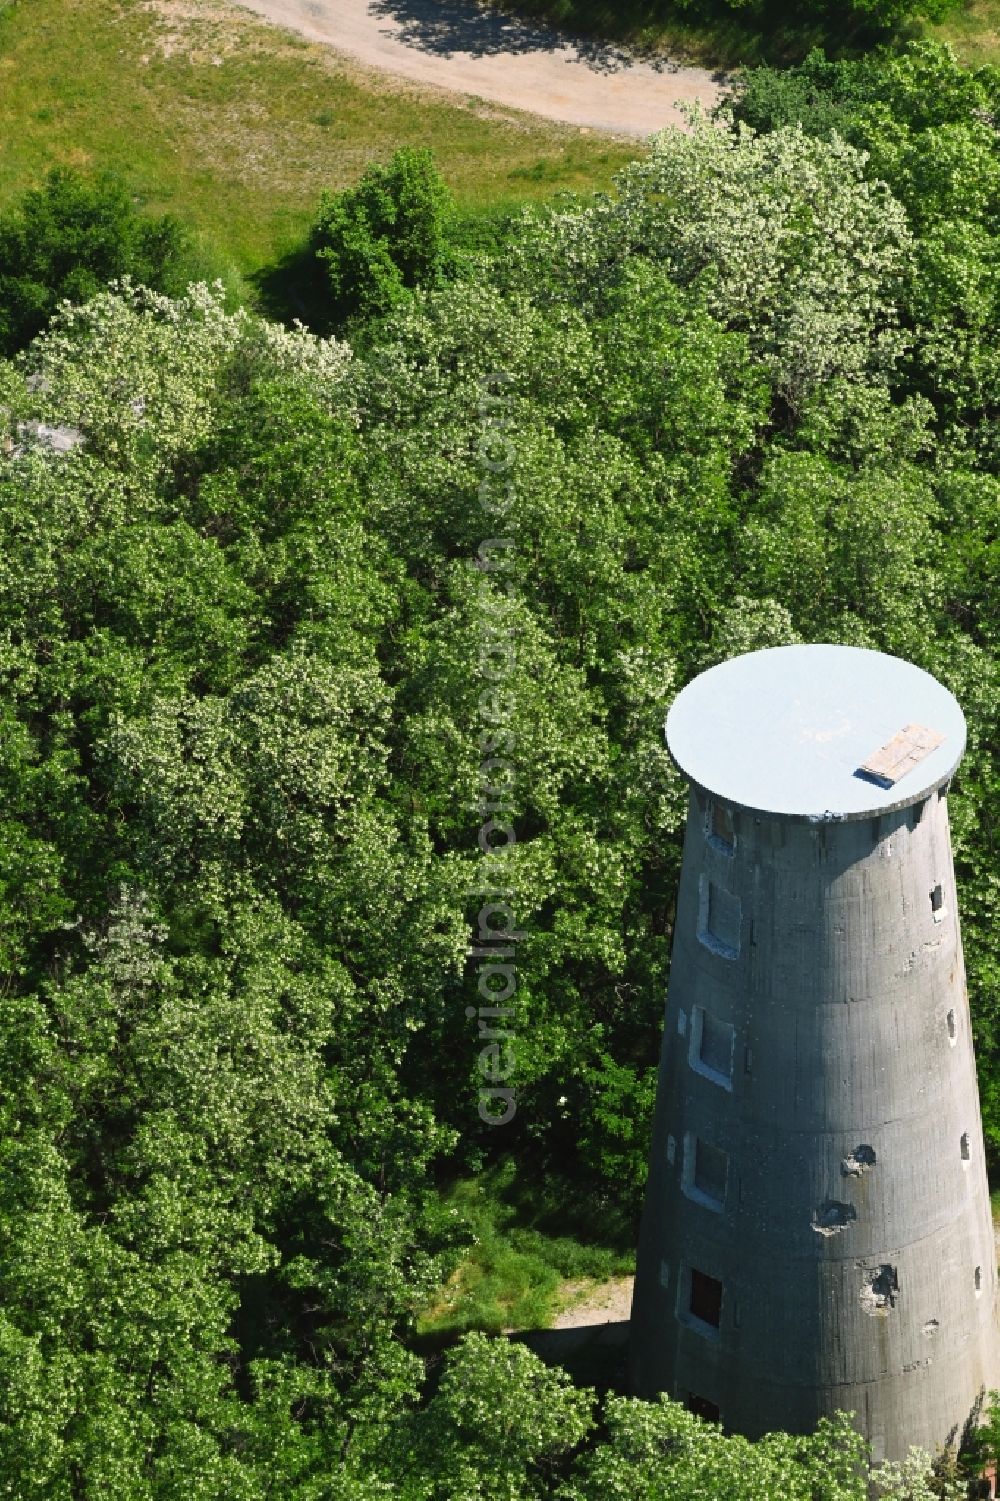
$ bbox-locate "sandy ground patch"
[234,0,726,135]
[551,1274,634,1328]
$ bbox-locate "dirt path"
[234,0,726,136]
[551,1274,634,1328]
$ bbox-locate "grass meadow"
[0,0,639,301]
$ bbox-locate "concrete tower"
[629,644,999,1462]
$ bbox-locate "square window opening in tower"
[706,800,736,855]
[682,1135,729,1211]
[697,876,741,959]
[689,1006,735,1089]
[689,1268,723,1329]
[690,1134,729,1206]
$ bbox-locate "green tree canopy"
[1,53,1000,1487]
[309,147,455,329]
[0,167,191,355]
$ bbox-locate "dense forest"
[2,28,1000,1499]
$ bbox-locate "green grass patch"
[0,0,639,300]
[417,1160,635,1340]
[923,0,1000,64]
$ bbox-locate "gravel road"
[235,0,726,135]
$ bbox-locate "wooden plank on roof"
[856,723,945,789]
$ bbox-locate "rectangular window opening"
[697,876,741,959]
[707,801,736,855]
[682,1135,729,1211]
[689,1006,735,1090]
[689,1269,723,1329]
[695,1139,729,1206]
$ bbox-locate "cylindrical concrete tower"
[630,644,999,1462]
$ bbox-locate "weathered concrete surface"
[631,647,999,1462]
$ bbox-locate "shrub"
[309,147,454,329]
[0,167,191,355]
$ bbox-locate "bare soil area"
[551,1274,634,1328]
[235,0,727,135]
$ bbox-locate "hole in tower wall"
[841,1144,877,1177]
[931,883,946,922]
[860,1265,898,1316]
[961,1132,970,1163]
[975,1266,983,1296]
[812,1200,857,1237]
[947,1009,957,1043]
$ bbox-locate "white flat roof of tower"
[665,645,966,821]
